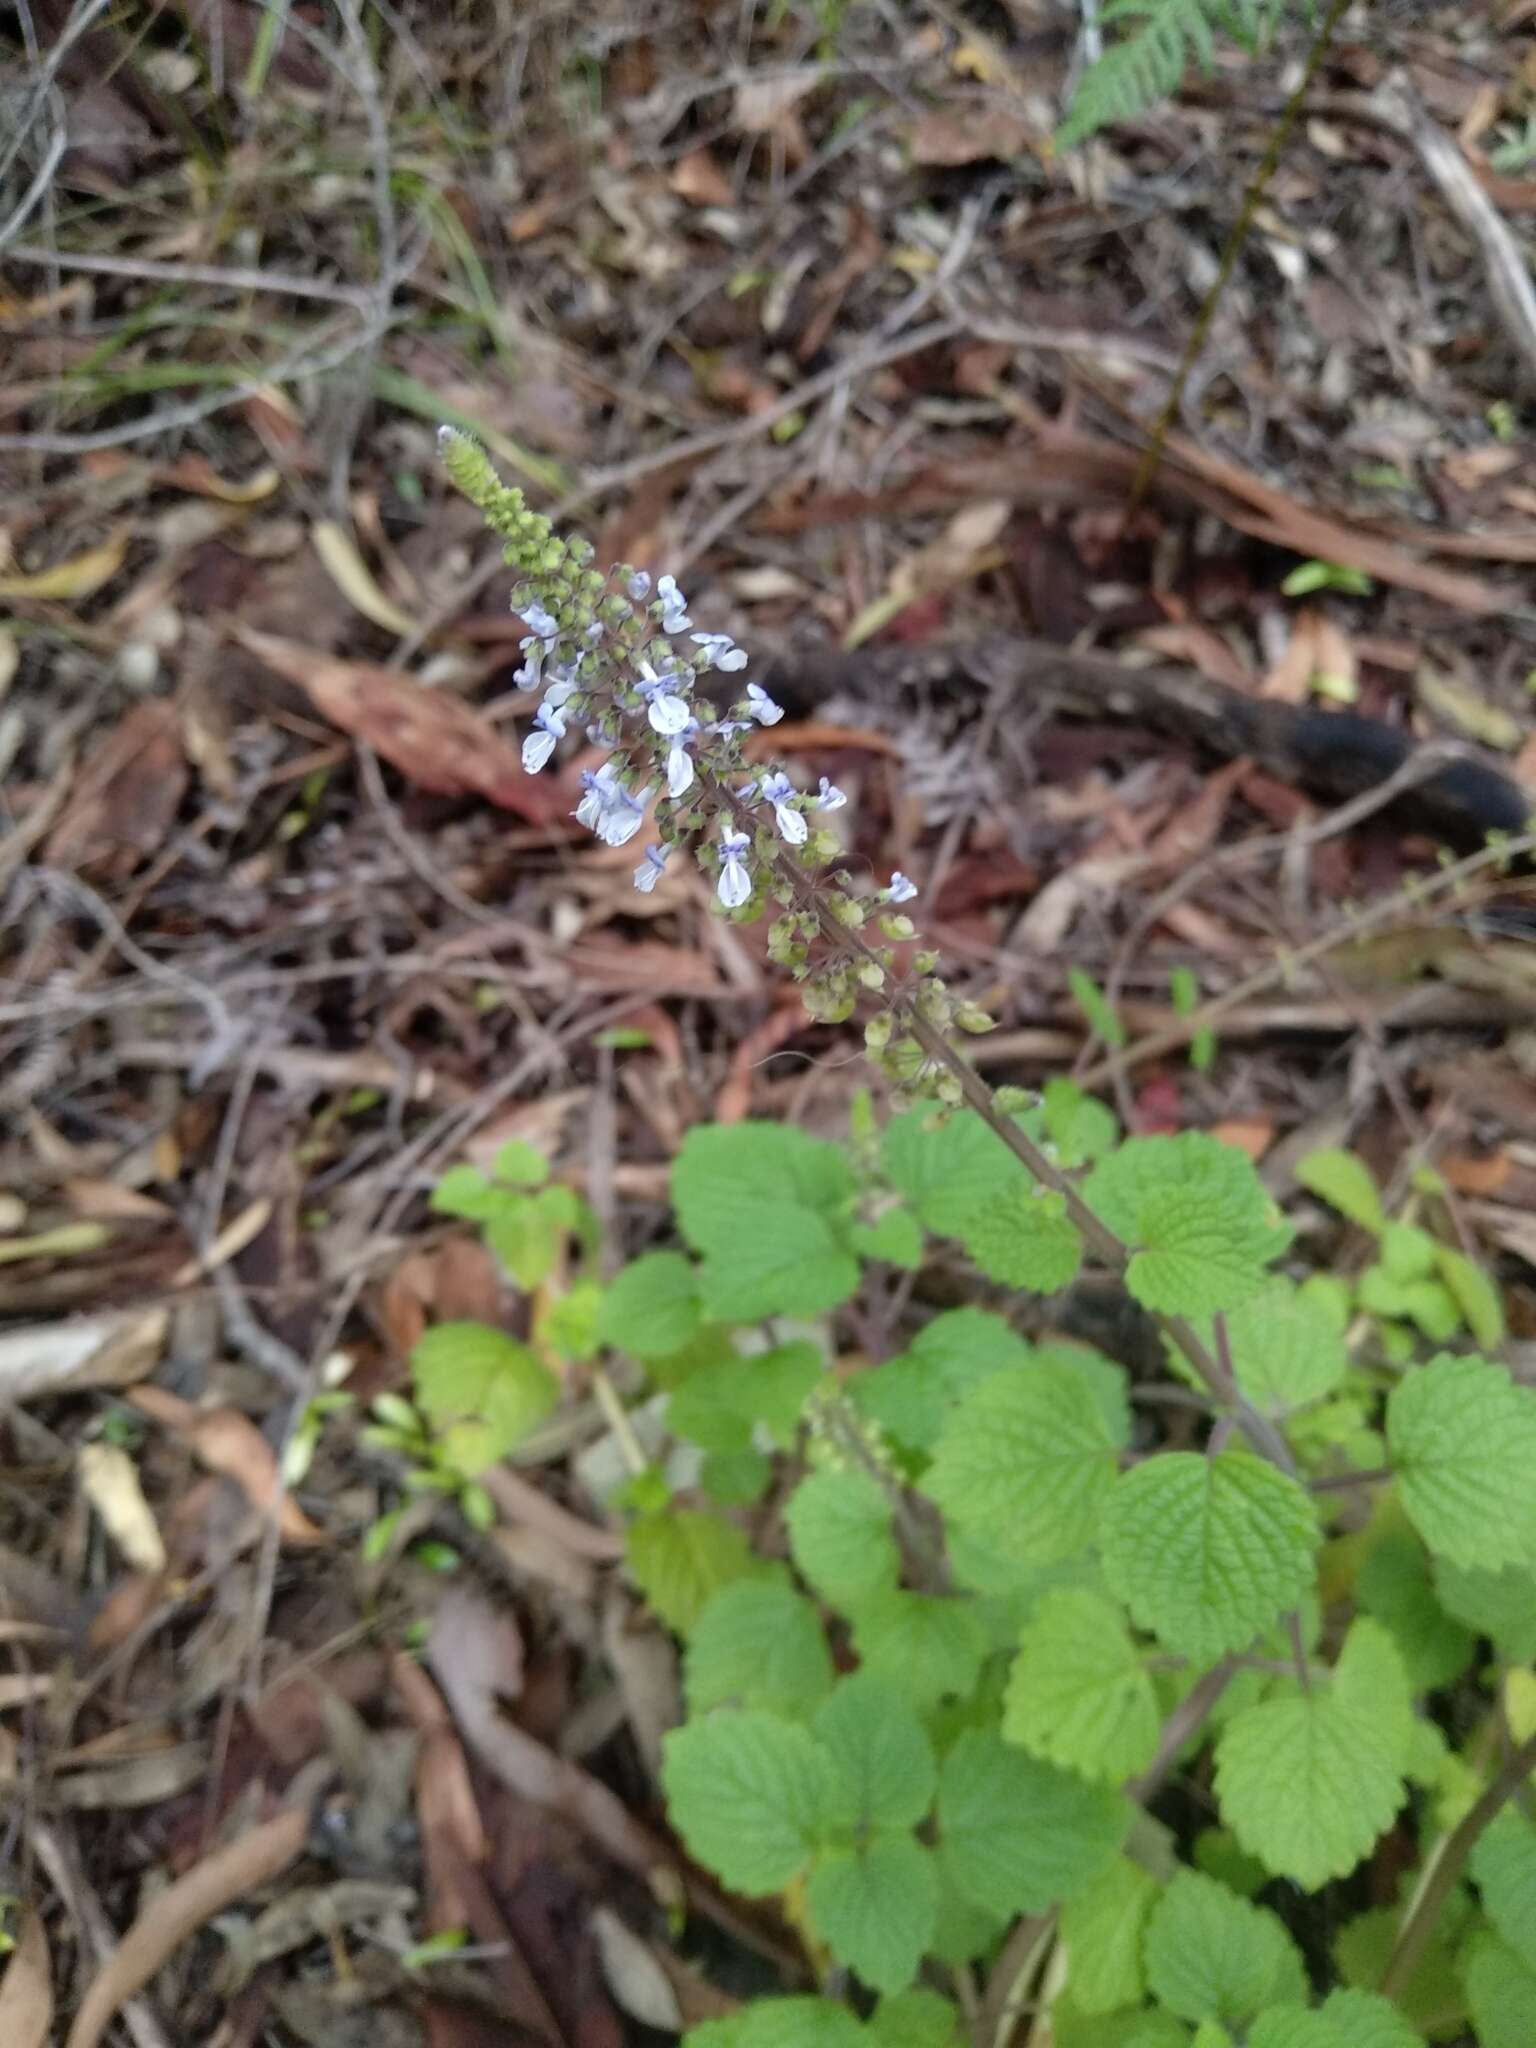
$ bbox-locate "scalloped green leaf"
[937,1729,1126,1918]
[807,1834,939,1995]
[786,1466,899,1607]
[661,1709,833,1893]
[1004,1588,1159,1786]
[1388,1354,1536,1570]
[1143,1872,1307,2025]
[686,1580,834,1716]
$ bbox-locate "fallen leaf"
[56,1744,206,1810]
[79,1442,166,1572]
[669,148,735,208]
[1415,665,1523,750]
[0,1907,52,2048]
[734,70,815,163]
[0,627,17,697]
[0,527,128,601]
[65,1796,317,2048]
[715,1001,805,1122]
[152,457,281,504]
[593,1907,682,2032]
[1438,1150,1512,1196]
[1210,1118,1276,1162]
[908,105,1034,165]
[126,1386,327,1546]
[44,701,188,876]
[311,521,418,637]
[232,627,568,824]
[0,1307,166,1406]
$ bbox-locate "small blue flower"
[760,770,808,846]
[634,844,668,893]
[521,699,567,774]
[815,777,846,811]
[513,643,544,690]
[636,661,691,735]
[666,739,695,799]
[628,571,652,600]
[691,631,747,673]
[523,604,560,641]
[745,683,783,726]
[887,871,918,904]
[718,830,752,909]
[657,573,692,633]
[543,675,578,711]
[575,766,647,847]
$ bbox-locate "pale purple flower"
[666,739,695,799]
[575,767,647,847]
[543,675,578,711]
[691,631,747,673]
[637,661,691,735]
[513,643,544,690]
[522,700,566,774]
[887,872,918,904]
[761,770,807,846]
[628,571,652,601]
[718,830,752,909]
[657,574,691,632]
[815,777,846,811]
[634,844,668,893]
[523,604,560,641]
[745,683,782,726]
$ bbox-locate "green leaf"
[669,1366,756,1453]
[484,1193,565,1288]
[937,1729,1126,1918]
[628,1509,760,1633]
[672,1123,859,1319]
[743,1340,825,1442]
[1295,1147,1384,1233]
[1143,1871,1307,2025]
[853,1208,925,1270]
[1335,1898,1471,2038]
[925,1359,1120,1563]
[807,1835,938,1995]
[1042,1078,1119,1167]
[882,1106,1024,1235]
[410,1321,558,1473]
[1053,2006,1192,2048]
[661,1709,833,1893]
[430,1164,503,1220]
[702,1447,772,1505]
[1387,1353,1536,1569]
[491,1139,549,1187]
[851,1309,1032,1453]
[1213,1618,1412,1889]
[1199,1280,1348,1412]
[814,1672,936,1832]
[698,1205,860,1322]
[786,1467,900,1607]
[1068,966,1126,1048]
[683,1999,866,2048]
[1315,1987,1424,2048]
[1059,1855,1159,2014]
[1355,1528,1474,1691]
[686,1581,834,1716]
[1470,1809,1536,1973]
[868,1990,964,2047]
[1100,1450,1319,1663]
[850,1590,988,1710]
[1245,2015,1337,2048]
[1085,1134,1288,1316]
[1463,1931,1536,2048]
[958,1182,1084,1293]
[1003,1588,1159,1786]
[1433,1557,1536,1661]
[1434,1242,1505,1349]
[597,1252,702,1360]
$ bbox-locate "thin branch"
[1381,1729,1536,2000]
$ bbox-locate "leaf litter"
[2,0,1536,2039]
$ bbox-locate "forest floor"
[2,1,1536,2043]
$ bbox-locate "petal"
[667,747,695,799]
[718,858,752,909]
[647,693,691,735]
[775,804,808,845]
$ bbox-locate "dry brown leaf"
[311,521,418,637]
[79,1442,166,1573]
[0,1907,53,2048]
[65,1796,316,2048]
[592,1907,682,2032]
[1210,1119,1276,1162]
[715,1001,806,1123]
[908,105,1034,166]
[232,627,568,824]
[733,70,815,163]
[426,1585,667,1883]
[44,701,188,876]
[669,147,735,208]
[126,1386,327,1546]
[0,528,128,601]
[1440,1150,1512,1196]
[0,627,17,698]
[152,457,281,504]
[0,1306,166,1407]
[56,1744,206,1810]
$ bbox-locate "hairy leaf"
[1004,1588,1159,1785]
[686,1580,834,1716]
[662,1710,833,1893]
[808,1835,939,1994]
[1143,1871,1307,2024]
[1387,1354,1536,1570]
[937,1729,1126,1917]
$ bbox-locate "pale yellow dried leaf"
[79,1442,167,1573]
[0,1307,167,1407]
[0,1907,53,2048]
[311,520,417,636]
[0,528,128,602]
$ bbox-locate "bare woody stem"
[1381,1728,1536,2001]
